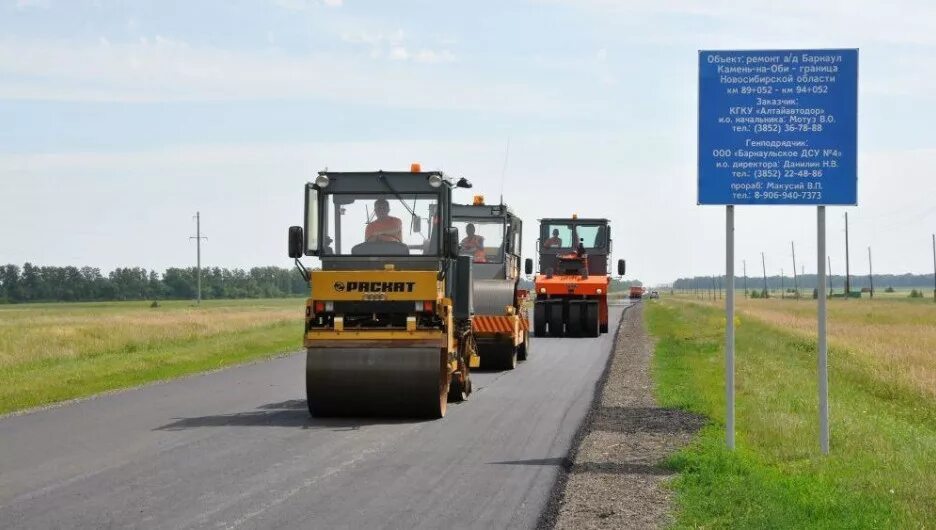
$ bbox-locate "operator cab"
[534,217,613,277]
[289,169,471,272]
[451,195,522,281]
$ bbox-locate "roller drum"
[472,279,516,316]
[306,347,446,417]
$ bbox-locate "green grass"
[647,300,936,529]
[0,299,304,415]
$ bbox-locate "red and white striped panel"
[472,315,516,334]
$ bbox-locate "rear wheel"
[584,302,600,337]
[566,303,583,337]
[432,351,449,418]
[517,330,529,361]
[548,304,564,337]
[503,346,518,370]
[533,303,547,337]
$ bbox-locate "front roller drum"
[306,346,449,418]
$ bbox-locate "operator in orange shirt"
[543,228,563,248]
[459,223,486,262]
[365,198,403,243]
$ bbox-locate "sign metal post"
[725,205,735,449]
[698,49,857,452]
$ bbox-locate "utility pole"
[932,234,935,303]
[743,260,748,298]
[761,252,768,298]
[867,246,874,299]
[189,212,207,305]
[791,241,799,299]
[844,211,851,298]
[781,268,785,299]
[828,256,833,297]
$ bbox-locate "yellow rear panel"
[311,270,441,301]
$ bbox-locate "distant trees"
[0,263,308,303]
[674,273,935,292]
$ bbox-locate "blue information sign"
[698,49,858,205]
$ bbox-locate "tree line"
[0,263,309,303]
[673,273,935,291]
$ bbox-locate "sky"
[2,0,936,286]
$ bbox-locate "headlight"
[539,288,546,294]
[427,174,443,188]
[315,174,330,188]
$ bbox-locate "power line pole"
[761,252,768,298]
[932,233,935,303]
[743,259,748,298]
[844,211,851,298]
[828,256,833,297]
[781,267,785,299]
[791,241,799,299]
[867,246,874,299]
[189,212,207,305]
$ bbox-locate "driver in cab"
[459,223,486,263]
[365,198,403,243]
[543,228,563,249]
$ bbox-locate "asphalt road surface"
[0,305,628,530]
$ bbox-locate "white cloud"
[414,49,455,64]
[270,0,342,10]
[340,28,455,63]
[15,0,49,9]
[388,46,408,61]
[553,0,936,47]
[0,37,556,112]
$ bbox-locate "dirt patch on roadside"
[540,303,705,529]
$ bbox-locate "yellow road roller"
[287,166,478,418]
[452,195,530,370]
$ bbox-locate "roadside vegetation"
[0,299,303,415]
[647,297,936,528]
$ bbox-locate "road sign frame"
[698,49,858,206]
[698,48,858,455]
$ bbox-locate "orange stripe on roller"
[472,315,515,334]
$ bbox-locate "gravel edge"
[537,302,705,529]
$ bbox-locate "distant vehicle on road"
[629,286,643,299]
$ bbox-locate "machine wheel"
[448,372,469,402]
[584,302,600,337]
[448,333,475,402]
[533,303,547,337]
[566,303,583,337]
[548,304,564,337]
[431,352,449,418]
[502,346,518,370]
[517,330,530,361]
[306,355,338,417]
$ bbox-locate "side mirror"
[524,258,533,275]
[617,259,626,276]
[447,227,460,256]
[412,215,422,234]
[288,226,304,258]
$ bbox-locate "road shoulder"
[540,302,705,529]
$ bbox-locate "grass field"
[647,298,936,528]
[0,299,304,415]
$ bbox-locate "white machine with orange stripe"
[453,196,530,370]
